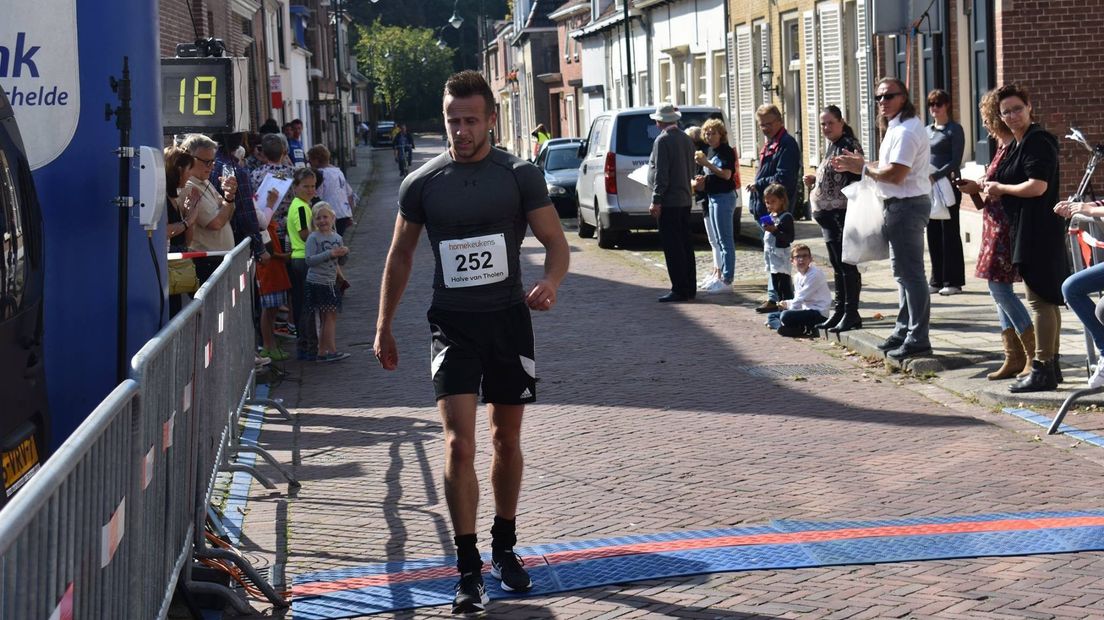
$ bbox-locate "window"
[615,111,720,157]
[0,149,26,319]
[637,70,648,106]
[753,20,770,113]
[276,10,286,66]
[692,54,707,104]
[782,15,801,146]
[658,59,672,104]
[711,51,727,110]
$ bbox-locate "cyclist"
[394,123,415,176]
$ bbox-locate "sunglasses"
[928,102,946,108]
[874,92,903,102]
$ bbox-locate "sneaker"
[317,352,350,363]
[491,551,532,592]
[698,274,718,288]
[260,347,289,362]
[929,285,941,294]
[452,572,488,614]
[273,325,297,339]
[296,351,317,362]
[939,286,962,296]
[700,279,726,294]
[1090,363,1104,389]
[755,300,779,313]
[254,355,272,367]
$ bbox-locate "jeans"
[884,197,931,346]
[658,206,696,296]
[758,217,778,302]
[780,309,827,330]
[1062,262,1104,351]
[988,280,1033,334]
[706,192,737,283]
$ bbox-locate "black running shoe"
[452,571,488,614]
[491,551,532,592]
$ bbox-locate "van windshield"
[615,111,722,157]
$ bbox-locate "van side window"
[0,149,24,320]
[587,118,607,157]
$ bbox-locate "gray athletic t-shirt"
[398,148,551,312]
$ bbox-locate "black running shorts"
[427,303,536,404]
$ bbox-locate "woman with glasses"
[956,89,1035,381]
[181,133,238,285]
[981,84,1066,392]
[926,89,966,296]
[804,105,864,332]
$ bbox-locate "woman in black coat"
[982,84,1068,392]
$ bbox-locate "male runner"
[374,70,570,615]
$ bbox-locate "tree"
[355,21,454,121]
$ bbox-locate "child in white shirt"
[777,243,833,337]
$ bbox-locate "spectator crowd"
[164,118,357,365]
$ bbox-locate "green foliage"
[355,21,455,121]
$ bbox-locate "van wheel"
[596,222,618,249]
[577,204,595,238]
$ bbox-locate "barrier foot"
[225,463,277,489]
[246,397,293,421]
[1049,387,1102,434]
[232,444,300,487]
[207,506,232,540]
[197,547,290,608]
[187,580,254,615]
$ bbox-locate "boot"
[1054,353,1064,384]
[828,271,863,333]
[817,273,847,330]
[1016,326,1036,378]
[1009,359,1057,393]
[988,328,1027,380]
[816,307,845,330]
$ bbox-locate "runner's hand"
[525,279,558,311]
[374,330,399,370]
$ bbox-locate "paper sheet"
[627,164,651,187]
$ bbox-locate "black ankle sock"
[454,533,482,573]
[491,515,517,557]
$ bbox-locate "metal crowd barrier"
[1050,214,1104,433]
[0,381,140,619]
[0,240,294,619]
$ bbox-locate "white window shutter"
[759,23,771,103]
[736,25,755,158]
[855,0,872,153]
[727,30,737,145]
[818,3,845,114]
[803,11,821,166]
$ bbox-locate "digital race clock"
[160,57,248,134]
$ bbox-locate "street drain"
[739,363,846,378]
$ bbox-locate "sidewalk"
[730,207,1104,411]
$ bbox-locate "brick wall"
[996,0,1104,196]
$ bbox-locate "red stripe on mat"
[292,515,1104,597]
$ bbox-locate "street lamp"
[759,62,780,97]
[449,0,464,29]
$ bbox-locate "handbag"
[929,177,954,220]
[841,177,890,265]
[168,258,198,295]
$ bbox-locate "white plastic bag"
[929,177,954,220]
[841,177,889,265]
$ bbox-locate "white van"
[575,105,725,248]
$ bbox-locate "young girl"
[761,183,796,307]
[304,203,350,362]
[777,244,833,337]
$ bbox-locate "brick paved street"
[238,141,1104,619]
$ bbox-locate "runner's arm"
[525,205,570,311]
[374,213,423,369]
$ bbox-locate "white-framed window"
[658,58,673,104]
[782,14,801,144]
[753,19,770,115]
[674,58,687,106]
[711,50,727,111]
[637,70,649,106]
[692,54,707,104]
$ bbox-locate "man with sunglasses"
[833,78,933,360]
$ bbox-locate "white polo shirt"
[874,114,931,199]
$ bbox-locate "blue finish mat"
[291,510,1104,618]
[1003,407,1104,448]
